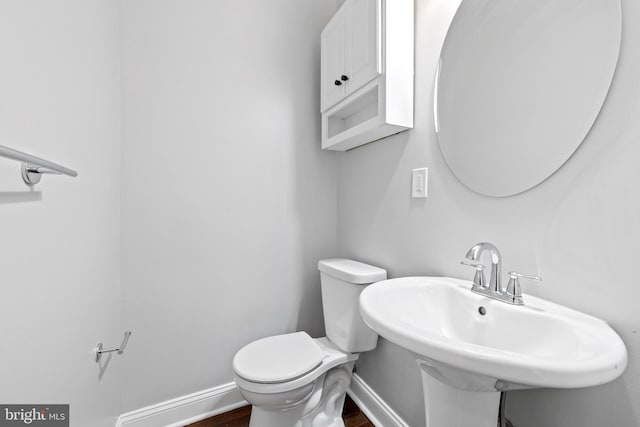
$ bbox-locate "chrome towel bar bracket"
[95,331,132,363]
[22,163,63,185]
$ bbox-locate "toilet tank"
[318,258,387,353]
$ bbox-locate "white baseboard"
[347,373,410,427]
[115,374,406,427]
[115,382,247,427]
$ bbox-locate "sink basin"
[359,277,627,427]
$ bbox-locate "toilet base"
[247,362,354,427]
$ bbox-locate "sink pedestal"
[418,361,500,427]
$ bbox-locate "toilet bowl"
[232,259,387,427]
[234,334,358,427]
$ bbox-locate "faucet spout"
[465,242,502,293]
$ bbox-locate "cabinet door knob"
[334,80,343,86]
[341,75,349,81]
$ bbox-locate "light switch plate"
[412,168,428,198]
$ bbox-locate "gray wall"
[0,1,123,425]
[119,0,339,411]
[338,0,640,426]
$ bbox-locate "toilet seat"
[233,332,325,384]
[234,336,358,394]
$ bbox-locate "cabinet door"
[345,0,381,96]
[321,8,346,112]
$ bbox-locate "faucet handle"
[505,271,542,302]
[460,260,487,289]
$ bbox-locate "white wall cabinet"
[321,0,413,151]
[321,0,380,112]
[321,7,347,111]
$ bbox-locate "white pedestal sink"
[359,277,627,427]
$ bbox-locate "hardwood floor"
[186,405,251,427]
[186,395,373,427]
[341,395,375,427]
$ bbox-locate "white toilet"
[233,258,387,427]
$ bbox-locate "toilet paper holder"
[95,331,132,363]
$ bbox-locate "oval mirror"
[435,0,621,197]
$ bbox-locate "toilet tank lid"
[318,258,387,284]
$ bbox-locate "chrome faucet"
[464,242,502,293]
[461,242,541,305]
